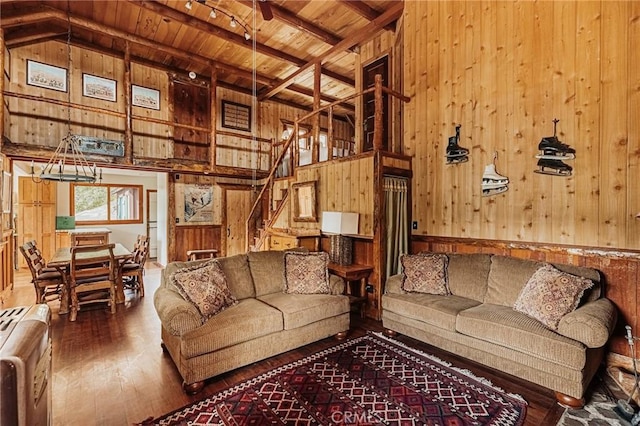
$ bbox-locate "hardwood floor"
[3,264,566,425]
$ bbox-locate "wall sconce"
[321,211,359,265]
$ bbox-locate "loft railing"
[246,74,410,251]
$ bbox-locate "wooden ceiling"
[1,0,403,118]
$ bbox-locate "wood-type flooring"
[3,263,567,425]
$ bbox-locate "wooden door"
[17,177,57,268]
[223,188,253,257]
[362,55,389,151]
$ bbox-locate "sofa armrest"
[384,274,406,295]
[153,285,202,337]
[556,298,618,348]
[329,274,345,295]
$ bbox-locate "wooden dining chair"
[69,243,117,321]
[121,234,149,297]
[72,234,107,246]
[19,240,64,305]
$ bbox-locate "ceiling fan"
[258,0,273,21]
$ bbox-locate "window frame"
[70,183,144,226]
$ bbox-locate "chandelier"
[31,14,101,184]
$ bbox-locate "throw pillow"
[170,260,238,321]
[400,253,450,295]
[513,263,594,330]
[283,251,330,294]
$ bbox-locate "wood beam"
[312,63,321,164]
[210,67,217,169]
[258,1,403,101]
[338,0,397,32]
[236,0,342,47]
[123,42,133,163]
[0,28,4,151]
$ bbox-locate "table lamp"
[321,211,359,265]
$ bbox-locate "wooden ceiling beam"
[338,0,397,32]
[236,0,342,47]
[259,1,403,101]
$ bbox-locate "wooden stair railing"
[245,74,411,251]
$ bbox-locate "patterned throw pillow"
[400,253,450,295]
[513,263,594,330]
[170,260,238,321]
[283,251,330,294]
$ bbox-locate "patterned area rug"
[144,332,527,425]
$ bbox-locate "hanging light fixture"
[30,14,101,184]
[184,0,252,41]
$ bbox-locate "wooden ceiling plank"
[338,0,397,32]
[258,1,403,101]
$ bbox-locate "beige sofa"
[154,250,350,393]
[382,254,618,407]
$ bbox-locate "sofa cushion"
[484,256,543,307]
[456,304,586,368]
[514,263,594,330]
[382,293,480,331]
[446,253,492,302]
[400,253,450,295]
[180,298,283,359]
[217,254,255,300]
[552,263,601,303]
[258,293,349,330]
[248,250,286,296]
[283,251,330,294]
[169,260,238,321]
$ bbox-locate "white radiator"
[0,305,52,426]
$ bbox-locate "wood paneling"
[412,236,639,357]
[403,1,640,250]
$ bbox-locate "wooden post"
[123,42,133,163]
[327,106,334,160]
[293,121,300,172]
[0,28,4,149]
[312,63,321,164]
[373,74,383,151]
[210,66,217,170]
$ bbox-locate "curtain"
[384,176,409,279]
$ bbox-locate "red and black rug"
[144,332,527,425]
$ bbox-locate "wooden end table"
[327,262,373,318]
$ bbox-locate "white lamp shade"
[321,212,359,235]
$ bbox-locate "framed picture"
[82,73,117,102]
[132,85,160,110]
[221,100,251,132]
[175,183,214,226]
[26,60,67,92]
[2,172,11,214]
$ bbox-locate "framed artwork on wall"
[82,73,117,102]
[132,85,160,110]
[175,183,214,226]
[221,100,251,132]
[26,60,67,92]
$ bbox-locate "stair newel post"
[373,73,383,151]
[328,106,334,161]
[294,121,300,173]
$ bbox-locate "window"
[71,183,143,225]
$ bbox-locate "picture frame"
[132,85,160,110]
[221,100,251,132]
[291,180,317,222]
[175,183,214,226]
[27,60,67,92]
[82,73,117,102]
[2,172,11,214]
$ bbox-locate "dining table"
[47,243,133,315]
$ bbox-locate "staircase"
[249,186,289,251]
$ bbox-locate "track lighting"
[244,31,251,41]
[185,0,192,11]
[209,8,216,19]
[183,1,252,41]
[229,17,237,28]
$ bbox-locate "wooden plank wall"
[413,236,639,357]
[403,1,640,250]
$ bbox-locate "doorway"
[362,55,390,151]
[223,187,253,257]
[147,189,158,259]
